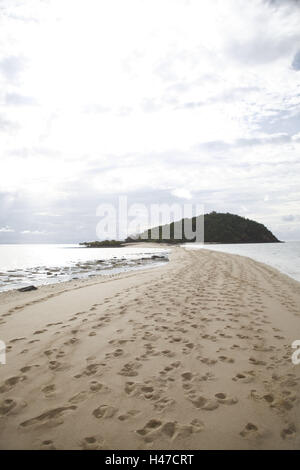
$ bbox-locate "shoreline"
[188,246,300,288]
[0,243,170,294]
[1,243,299,305]
[184,242,300,284]
[1,241,299,294]
[0,247,300,449]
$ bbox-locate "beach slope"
[0,247,300,449]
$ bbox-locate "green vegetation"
[79,240,125,248]
[81,213,280,246]
[137,212,280,244]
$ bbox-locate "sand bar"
[0,246,300,449]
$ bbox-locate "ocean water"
[2,242,299,293]
[0,244,169,292]
[184,241,300,283]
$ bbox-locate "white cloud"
[0,226,14,232]
[292,132,300,141]
[171,188,193,200]
[21,230,46,235]
[0,0,299,241]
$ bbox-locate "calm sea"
[0,244,169,292]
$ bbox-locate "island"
[133,212,281,244]
[79,240,125,248]
[80,212,280,247]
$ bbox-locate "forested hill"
[138,212,280,244]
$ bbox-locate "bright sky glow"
[0,0,300,241]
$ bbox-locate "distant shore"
[0,246,300,449]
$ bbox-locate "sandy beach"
[0,246,300,450]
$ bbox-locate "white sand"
[0,246,300,449]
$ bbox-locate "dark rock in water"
[18,285,38,292]
[151,255,167,260]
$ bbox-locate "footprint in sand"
[249,357,267,366]
[232,371,255,384]
[215,393,238,405]
[189,395,219,411]
[75,362,104,378]
[219,355,235,364]
[161,350,176,358]
[181,372,193,381]
[200,357,218,365]
[106,348,124,359]
[48,360,69,371]
[0,398,27,416]
[41,440,57,450]
[44,348,56,357]
[271,397,294,412]
[118,410,141,421]
[0,375,27,393]
[124,381,156,399]
[136,418,164,441]
[80,435,105,450]
[240,421,272,442]
[64,337,79,345]
[281,423,296,440]
[89,381,110,393]
[261,393,275,404]
[136,418,203,443]
[20,405,77,428]
[118,361,142,377]
[10,337,26,344]
[154,396,176,412]
[92,405,118,419]
[42,384,56,398]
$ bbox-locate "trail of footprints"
[0,249,299,448]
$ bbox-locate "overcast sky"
[0,0,300,243]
